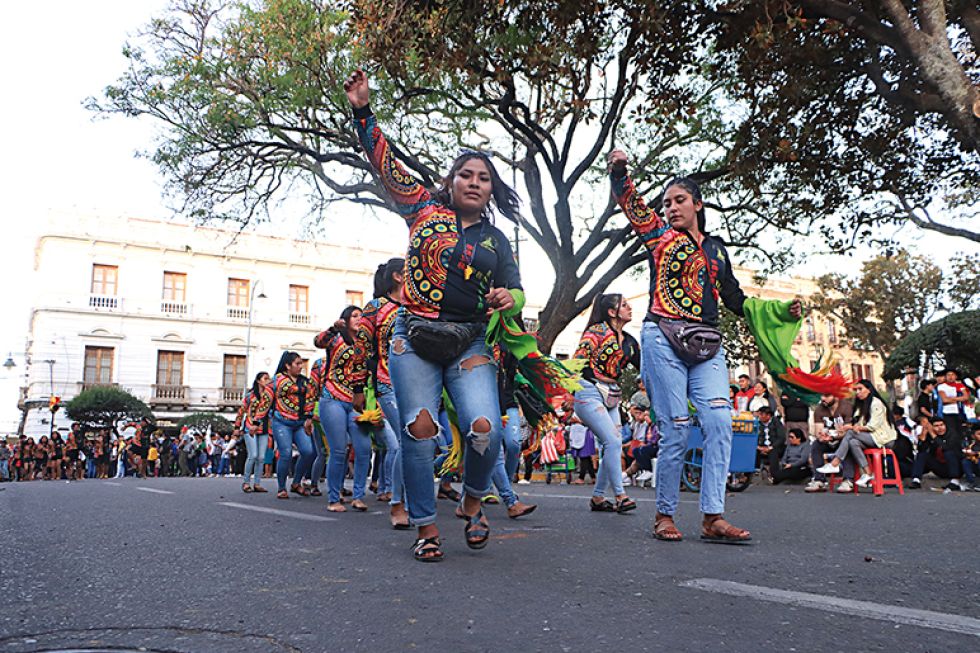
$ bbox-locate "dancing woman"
[357,258,412,528]
[345,69,523,562]
[234,371,272,493]
[252,352,317,499]
[572,293,640,514]
[607,150,801,542]
[311,306,372,513]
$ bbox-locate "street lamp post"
[42,359,56,437]
[243,281,267,395]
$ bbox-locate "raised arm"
[345,69,434,223]
[607,149,669,254]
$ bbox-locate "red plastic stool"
[862,448,905,496]
[826,466,859,494]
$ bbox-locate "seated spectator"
[910,417,952,489]
[622,397,657,487]
[806,393,855,493]
[892,405,917,479]
[817,379,897,488]
[958,424,980,492]
[755,405,786,477]
[770,428,811,485]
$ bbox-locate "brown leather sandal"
[701,515,752,544]
[653,513,683,542]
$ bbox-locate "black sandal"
[464,509,490,550]
[438,486,462,502]
[615,497,637,514]
[590,498,615,512]
[412,536,444,562]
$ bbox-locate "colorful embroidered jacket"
[611,172,746,326]
[353,105,523,322]
[355,295,400,387]
[311,329,367,403]
[234,392,269,435]
[252,373,316,423]
[574,322,640,383]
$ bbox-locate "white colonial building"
[21,215,401,437]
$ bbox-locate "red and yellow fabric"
[252,374,316,422]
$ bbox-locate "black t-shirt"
[439,220,522,322]
[915,392,936,419]
[781,394,810,423]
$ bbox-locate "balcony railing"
[89,294,120,310]
[219,386,244,406]
[226,306,250,320]
[289,312,311,325]
[150,384,189,404]
[161,301,189,316]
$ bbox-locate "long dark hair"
[586,293,623,328]
[338,305,360,345]
[853,379,895,427]
[431,152,521,223]
[664,176,707,234]
[250,371,269,399]
[373,257,405,298]
[275,351,301,376]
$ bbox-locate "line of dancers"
[234,69,804,562]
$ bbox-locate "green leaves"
[65,387,153,434]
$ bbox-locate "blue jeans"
[574,380,625,499]
[389,314,503,527]
[319,394,372,503]
[0,459,8,480]
[377,383,405,506]
[243,429,268,486]
[271,412,314,492]
[86,458,96,479]
[308,421,327,489]
[642,322,732,515]
[491,406,522,506]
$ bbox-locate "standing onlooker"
[733,375,754,413]
[0,440,10,481]
[915,378,937,432]
[806,394,855,492]
[780,391,811,438]
[147,440,159,477]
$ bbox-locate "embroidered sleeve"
[611,172,669,255]
[574,326,601,363]
[251,382,276,423]
[308,357,326,404]
[353,105,435,224]
[234,396,247,430]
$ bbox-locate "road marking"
[136,487,174,495]
[522,492,696,504]
[679,578,980,638]
[218,502,337,522]
[105,482,122,486]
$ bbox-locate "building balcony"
[218,386,243,408]
[77,381,120,393]
[226,306,250,320]
[161,301,190,316]
[150,384,190,405]
[289,312,311,325]
[89,294,121,311]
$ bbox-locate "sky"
[0,2,976,433]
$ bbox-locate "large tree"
[89,0,820,350]
[65,386,154,437]
[811,250,977,364]
[710,0,980,246]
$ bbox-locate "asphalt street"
[1,476,978,652]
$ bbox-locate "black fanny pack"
[404,314,485,365]
[657,319,722,365]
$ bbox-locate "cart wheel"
[726,473,752,492]
[682,448,701,492]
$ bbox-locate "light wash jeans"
[0,459,8,480]
[271,412,314,492]
[389,314,503,527]
[642,321,733,516]
[573,380,625,499]
[491,406,522,506]
[114,456,125,478]
[377,383,404,506]
[319,394,372,503]
[242,428,269,486]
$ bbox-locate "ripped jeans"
[641,321,733,516]
[389,314,503,527]
[573,381,625,499]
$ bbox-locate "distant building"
[21,215,400,438]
